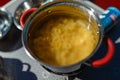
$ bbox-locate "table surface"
[0,0,120,80]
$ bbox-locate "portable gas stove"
[0,0,120,80]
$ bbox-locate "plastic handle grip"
[92,37,115,67]
[20,8,38,28]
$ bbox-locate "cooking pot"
[21,0,115,74]
[0,8,12,39]
[14,0,54,30]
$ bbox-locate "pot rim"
[22,0,104,69]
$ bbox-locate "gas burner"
[0,56,10,80]
[42,64,86,76]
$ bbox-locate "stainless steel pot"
[22,0,115,74]
[0,8,12,39]
[14,0,54,30]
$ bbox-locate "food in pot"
[27,5,100,66]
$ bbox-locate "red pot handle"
[20,8,38,29]
[91,37,115,68]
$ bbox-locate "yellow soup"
[28,5,99,66]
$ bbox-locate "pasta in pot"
[28,5,99,66]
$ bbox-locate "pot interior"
[22,1,103,68]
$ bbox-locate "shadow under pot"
[21,0,115,75]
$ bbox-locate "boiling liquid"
[28,5,100,66]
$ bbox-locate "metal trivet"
[41,64,86,80]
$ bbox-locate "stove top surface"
[0,0,120,80]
